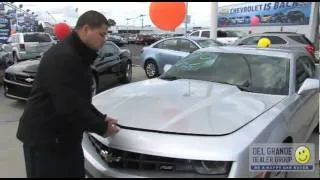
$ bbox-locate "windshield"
[194,39,223,48]
[160,51,290,95]
[225,31,246,37]
[24,33,52,43]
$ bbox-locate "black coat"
[17,31,107,147]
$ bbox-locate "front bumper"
[3,78,32,101]
[82,133,229,178]
[18,52,41,61]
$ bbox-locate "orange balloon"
[149,2,186,31]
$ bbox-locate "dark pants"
[23,143,85,178]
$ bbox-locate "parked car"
[127,34,137,44]
[3,41,132,101]
[83,46,319,178]
[232,32,318,63]
[140,36,223,78]
[2,32,55,63]
[107,35,127,47]
[51,35,59,44]
[135,34,159,45]
[188,29,246,45]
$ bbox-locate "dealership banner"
[218,2,312,27]
[0,16,11,44]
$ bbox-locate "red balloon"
[250,16,260,26]
[54,23,71,40]
[149,2,186,31]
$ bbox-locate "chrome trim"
[4,93,28,101]
[3,79,33,87]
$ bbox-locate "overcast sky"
[16,2,245,27]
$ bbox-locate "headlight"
[191,160,232,175]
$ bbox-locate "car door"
[154,38,182,67]
[289,56,318,142]
[94,42,122,85]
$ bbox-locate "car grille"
[88,134,194,172]
[4,73,33,85]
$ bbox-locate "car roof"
[197,46,308,58]
[254,32,304,36]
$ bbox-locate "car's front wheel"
[144,60,159,79]
[119,61,132,83]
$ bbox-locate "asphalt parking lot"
[0,44,318,178]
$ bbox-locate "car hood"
[92,79,286,135]
[5,59,40,75]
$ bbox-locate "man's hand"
[104,116,120,137]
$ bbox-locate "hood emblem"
[100,150,121,163]
[25,78,34,83]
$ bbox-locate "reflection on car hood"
[5,59,40,75]
[93,79,286,135]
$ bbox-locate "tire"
[144,60,159,79]
[119,61,132,83]
[91,75,97,97]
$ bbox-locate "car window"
[190,31,199,37]
[201,31,210,38]
[263,36,286,44]
[179,39,199,53]
[288,35,311,45]
[23,33,52,43]
[154,39,178,51]
[239,36,261,45]
[193,39,223,48]
[163,52,290,95]
[99,43,118,57]
[217,31,228,38]
[295,57,314,91]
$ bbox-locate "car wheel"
[119,61,132,83]
[91,76,97,97]
[144,60,159,79]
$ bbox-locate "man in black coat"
[16,10,120,178]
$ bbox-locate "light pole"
[140,14,146,29]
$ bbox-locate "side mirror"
[163,64,173,73]
[297,78,319,95]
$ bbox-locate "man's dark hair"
[75,10,109,29]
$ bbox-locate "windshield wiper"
[160,75,180,81]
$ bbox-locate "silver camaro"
[82,46,319,178]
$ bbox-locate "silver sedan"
[83,46,319,178]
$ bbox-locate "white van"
[188,29,247,45]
